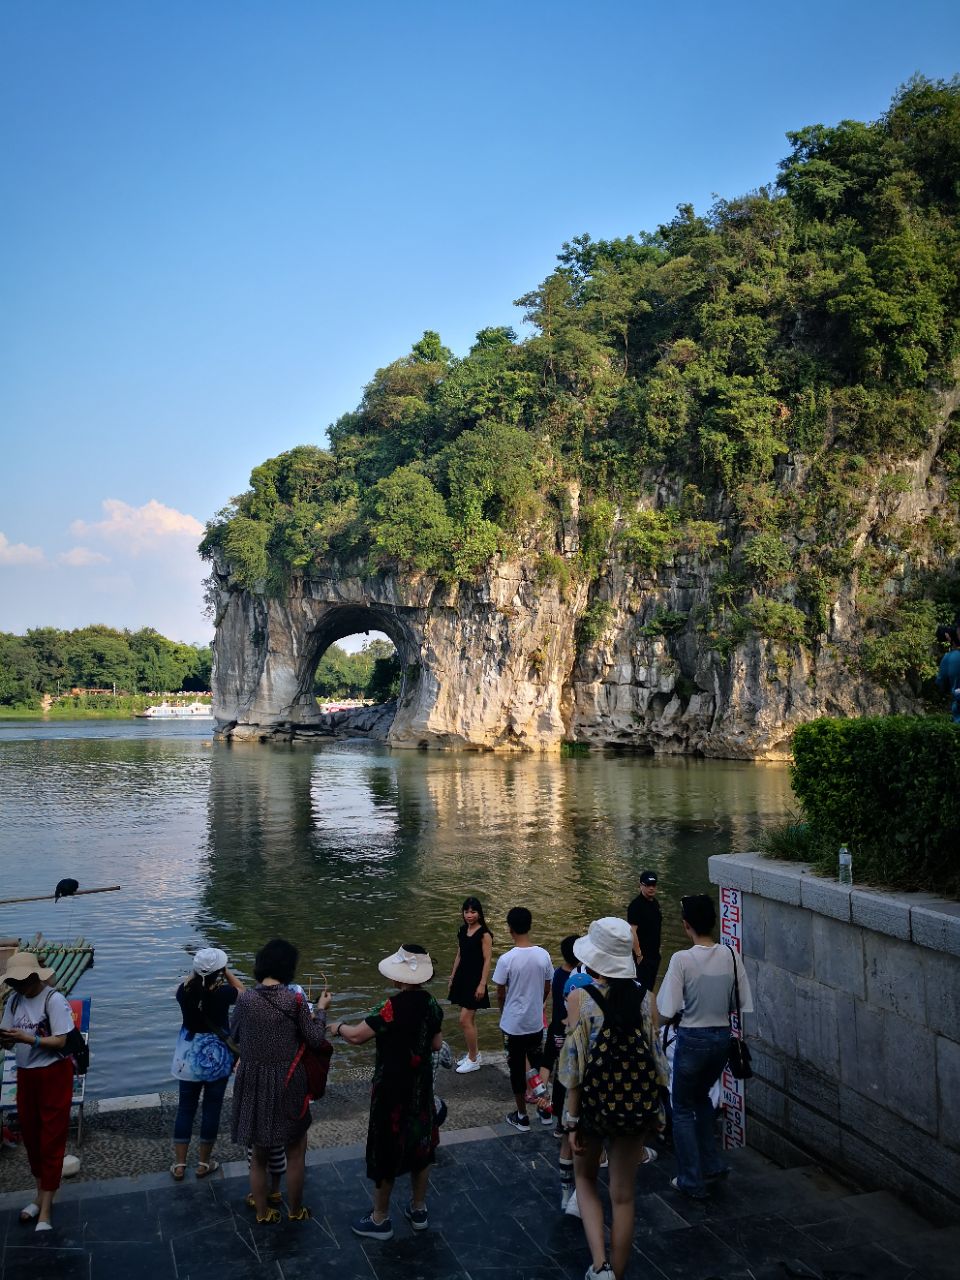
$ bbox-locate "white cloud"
[58,546,110,567]
[70,499,204,555]
[0,532,45,566]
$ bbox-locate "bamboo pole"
[0,885,121,907]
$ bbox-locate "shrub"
[789,715,960,896]
[860,598,939,684]
[577,601,614,651]
[742,532,792,585]
[619,507,680,571]
[744,598,807,644]
[364,467,453,575]
[578,497,617,577]
[639,610,688,637]
[535,551,572,598]
[759,816,815,861]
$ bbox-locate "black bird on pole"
[54,878,79,902]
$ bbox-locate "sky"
[2,1,958,646]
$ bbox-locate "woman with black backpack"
[558,918,664,1280]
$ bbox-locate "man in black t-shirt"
[627,870,662,993]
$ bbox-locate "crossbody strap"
[727,944,743,1026]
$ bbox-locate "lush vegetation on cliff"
[0,626,212,709]
[202,77,960,684]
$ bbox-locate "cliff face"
[211,396,956,757]
[210,550,911,757]
[210,555,587,749]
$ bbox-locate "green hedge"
[789,716,960,897]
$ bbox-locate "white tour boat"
[135,701,214,719]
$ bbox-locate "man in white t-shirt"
[492,906,553,1132]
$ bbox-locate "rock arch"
[209,555,579,749]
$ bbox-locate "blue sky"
[2,1,958,644]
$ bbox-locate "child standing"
[492,907,553,1132]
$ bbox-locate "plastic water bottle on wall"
[838,844,853,886]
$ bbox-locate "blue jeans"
[174,1077,229,1144]
[671,1026,730,1195]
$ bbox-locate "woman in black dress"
[331,944,443,1240]
[446,896,492,1073]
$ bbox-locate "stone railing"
[708,852,960,1221]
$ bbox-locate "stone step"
[839,1187,941,1237]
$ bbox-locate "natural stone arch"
[211,567,432,740]
[210,554,580,749]
[300,604,411,733]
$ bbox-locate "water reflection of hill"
[198,742,793,1023]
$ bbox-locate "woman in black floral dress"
[331,944,443,1241]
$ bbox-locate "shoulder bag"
[726,948,753,1080]
[256,990,332,1102]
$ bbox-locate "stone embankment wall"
[709,852,960,1221]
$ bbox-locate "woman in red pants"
[0,952,76,1231]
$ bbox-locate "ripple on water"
[0,723,793,1097]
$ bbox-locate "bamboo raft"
[0,934,95,1012]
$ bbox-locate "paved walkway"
[1,1123,957,1280]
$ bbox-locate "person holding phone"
[0,952,76,1232]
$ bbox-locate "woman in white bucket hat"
[170,946,243,1181]
[558,918,664,1280]
[330,944,443,1241]
[0,952,76,1231]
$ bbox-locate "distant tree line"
[314,638,401,702]
[0,625,213,708]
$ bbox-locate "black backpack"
[580,984,660,1136]
[12,990,89,1076]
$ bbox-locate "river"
[0,720,793,1097]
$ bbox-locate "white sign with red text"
[719,886,745,1149]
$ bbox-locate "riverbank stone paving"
[1,1123,957,1280]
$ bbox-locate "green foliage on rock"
[576,601,614,652]
[201,78,960,689]
[744,599,809,644]
[789,715,960,895]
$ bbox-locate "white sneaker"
[564,1188,581,1219]
[641,1146,658,1164]
[455,1055,481,1074]
[585,1264,613,1280]
[560,1182,574,1212]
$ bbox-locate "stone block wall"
[709,852,960,1222]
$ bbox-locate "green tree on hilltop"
[200,77,960,686]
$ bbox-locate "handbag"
[285,1035,333,1100]
[726,947,753,1080]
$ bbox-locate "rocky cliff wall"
[211,393,956,756]
[210,554,588,749]
[210,547,911,757]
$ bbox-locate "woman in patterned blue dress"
[170,947,243,1180]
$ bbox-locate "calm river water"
[0,720,793,1097]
